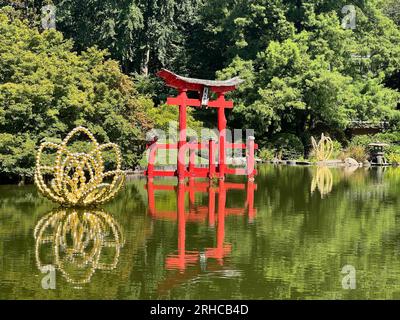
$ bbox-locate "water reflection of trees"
[126,168,400,299]
[142,166,400,299]
[236,166,400,299]
[34,208,124,285]
[2,166,400,298]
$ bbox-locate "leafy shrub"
[269,133,304,160]
[387,145,400,164]
[350,132,400,147]
[258,148,275,161]
[331,140,343,159]
[348,132,400,163]
[340,146,368,162]
[387,153,400,165]
[349,135,376,147]
[375,132,400,143]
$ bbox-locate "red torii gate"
[145,69,257,182]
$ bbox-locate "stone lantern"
[368,143,389,165]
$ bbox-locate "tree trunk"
[141,46,150,76]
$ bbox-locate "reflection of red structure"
[145,69,258,181]
[145,179,257,273]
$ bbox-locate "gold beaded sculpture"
[34,208,124,285]
[34,126,125,207]
[311,133,334,162]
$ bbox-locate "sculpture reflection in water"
[146,179,257,273]
[311,166,333,198]
[34,208,124,285]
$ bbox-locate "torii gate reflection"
[145,178,257,272]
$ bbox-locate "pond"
[1,164,400,299]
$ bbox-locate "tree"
[383,0,400,26]
[0,8,154,181]
[2,0,400,160]
[55,0,144,73]
[214,1,400,151]
[52,0,202,75]
[186,0,295,78]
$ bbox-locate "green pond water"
[1,164,400,300]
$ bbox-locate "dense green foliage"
[1,1,400,179]
[5,0,203,75]
[269,133,305,160]
[0,8,154,181]
[215,1,400,149]
[41,0,400,151]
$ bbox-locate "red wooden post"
[178,90,188,182]
[217,93,227,179]
[208,138,216,179]
[247,136,255,180]
[246,180,256,222]
[208,183,216,227]
[147,147,157,178]
[177,183,186,272]
[216,180,226,263]
[147,181,155,217]
[189,178,195,205]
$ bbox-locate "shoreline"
[2,162,399,186]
